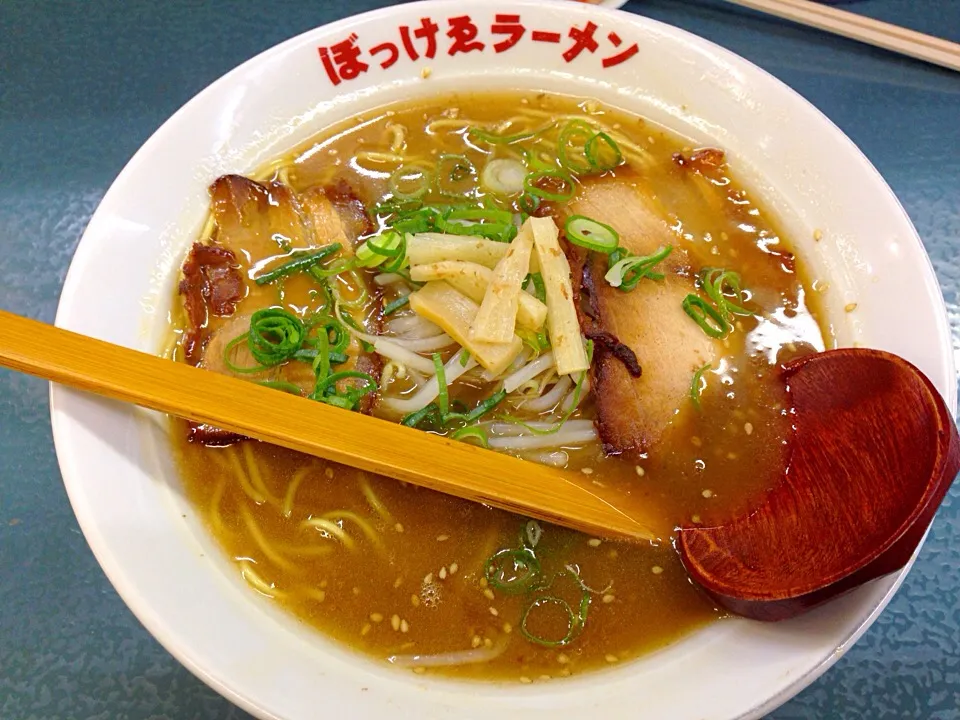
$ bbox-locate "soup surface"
[168,91,828,681]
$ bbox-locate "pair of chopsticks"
[721,0,960,74]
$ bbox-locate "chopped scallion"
[604,246,672,291]
[383,295,410,316]
[565,215,619,253]
[682,294,730,338]
[585,132,622,171]
[485,548,542,594]
[523,169,576,203]
[253,244,342,285]
[450,425,489,448]
[389,163,433,200]
[690,363,711,411]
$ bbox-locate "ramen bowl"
[51,1,954,718]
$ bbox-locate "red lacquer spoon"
[678,348,960,621]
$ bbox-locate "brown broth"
[169,91,829,681]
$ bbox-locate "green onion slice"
[682,295,730,338]
[585,132,623,172]
[389,163,433,200]
[485,548,542,594]
[557,120,596,175]
[565,215,619,253]
[520,595,583,648]
[401,403,439,429]
[523,169,576,203]
[256,380,303,395]
[700,267,752,319]
[254,244,342,285]
[437,154,477,198]
[247,308,306,367]
[383,295,410,316]
[690,363,711,411]
[604,245,673,291]
[450,425,489,448]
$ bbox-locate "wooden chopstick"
[722,0,960,73]
[0,309,658,542]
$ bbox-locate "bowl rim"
[49,1,957,719]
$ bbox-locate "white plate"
[51,1,954,718]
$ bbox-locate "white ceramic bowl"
[51,1,954,718]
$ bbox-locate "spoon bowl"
[678,348,960,620]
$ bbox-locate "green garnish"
[519,594,588,648]
[700,267,753,320]
[254,244,342,285]
[682,294,730,338]
[246,308,307,367]
[604,245,672,291]
[523,169,576,202]
[389,163,433,200]
[690,363,711,411]
[557,120,596,175]
[435,207,517,243]
[564,215,619,253]
[449,425,489,448]
[382,295,410,316]
[485,548,542,594]
[255,380,303,395]
[437,154,477,197]
[310,370,377,410]
[585,132,622,171]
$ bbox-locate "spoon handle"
[0,309,657,542]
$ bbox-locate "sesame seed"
[370,612,384,623]
[580,467,594,475]
[439,566,447,580]
[602,593,615,604]
[702,489,714,498]
[400,619,410,633]
[324,468,334,479]
[744,422,754,436]
[608,549,618,559]
[411,594,420,607]
[692,514,702,524]
[320,580,328,588]
[393,577,402,589]
[845,302,858,313]
[421,66,432,79]
[424,573,433,584]
[361,623,371,636]
[394,522,404,533]
[605,654,619,663]
[391,614,401,631]
[472,635,482,648]
[652,565,664,575]
[727,452,738,460]
[484,637,493,648]
[352,587,361,595]
[449,563,458,574]
[483,588,495,601]
[557,653,570,664]
[479,577,488,588]
[559,668,571,677]
[520,676,532,684]
[813,229,823,241]
[647,136,655,145]
[437,534,449,542]
[539,675,552,681]
[720,231,729,241]
[635,465,645,477]
[489,607,499,617]
[503,622,513,634]
[588,538,602,547]
[413,667,426,675]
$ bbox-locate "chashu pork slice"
[184,176,382,445]
[564,178,721,458]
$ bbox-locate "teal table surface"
[1,1,958,718]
